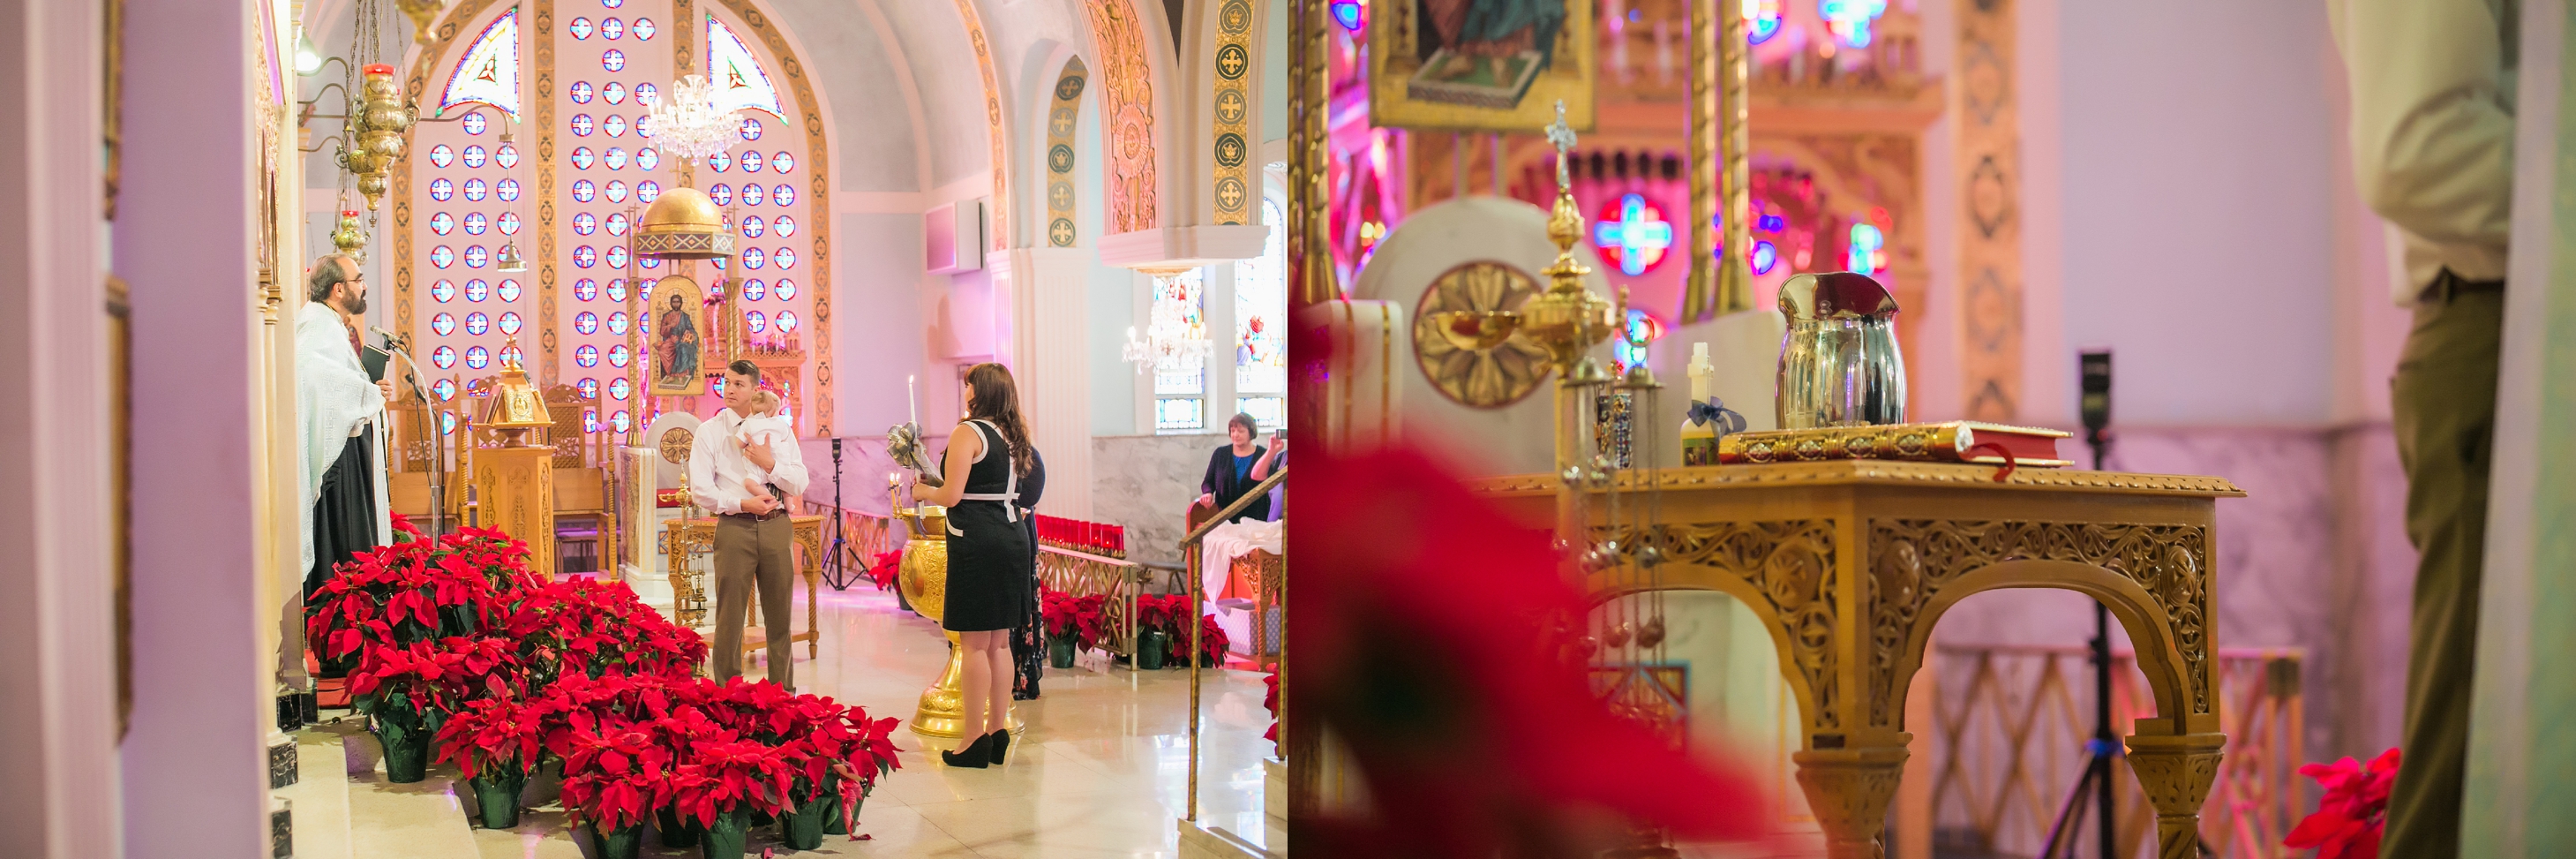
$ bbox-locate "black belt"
[721,483,789,521]
[2422,268,2505,304]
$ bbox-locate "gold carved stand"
[1476,461,2241,859]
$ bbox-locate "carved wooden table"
[1476,461,2244,859]
[664,514,825,659]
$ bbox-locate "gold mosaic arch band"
[1210,0,1254,225]
[1082,0,1159,236]
[948,0,1009,251]
[535,0,559,386]
[712,0,836,436]
[1287,0,1333,307]
[398,0,511,350]
[1046,58,1086,248]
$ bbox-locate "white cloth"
[2330,0,2519,303]
[1200,517,1284,609]
[688,406,810,514]
[735,413,794,452]
[294,300,390,581]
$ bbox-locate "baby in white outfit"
[736,390,792,452]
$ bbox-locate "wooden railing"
[1926,644,2306,859]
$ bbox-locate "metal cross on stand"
[1545,99,1578,191]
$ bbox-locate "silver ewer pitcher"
[1776,272,1907,428]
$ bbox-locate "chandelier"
[1121,269,1211,375]
[644,74,739,165]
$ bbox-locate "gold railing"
[1927,644,2306,859]
[1039,545,1146,659]
[1181,465,1288,824]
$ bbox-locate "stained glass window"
[637,180,661,202]
[431,279,456,302]
[430,178,454,201]
[430,144,455,167]
[710,185,732,206]
[463,212,488,235]
[432,313,457,335]
[464,279,489,302]
[606,278,627,301]
[740,184,765,206]
[601,18,625,40]
[632,18,655,40]
[572,147,597,169]
[739,117,763,140]
[464,313,491,335]
[610,377,631,399]
[464,245,489,267]
[773,152,794,173]
[608,311,628,335]
[741,216,765,238]
[570,80,594,103]
[432,346,457,368]
[746,311,767,333]
[606,213,629,236]
[740,151,764,172]
[774,248,796,269]
[569,16,594,39]
[575,278,597,301]
[602,49,627,72]
[708,152,731,172]
[741,248,765,269]
[498,279,522,302]
[774,278,796,300]
[431,245,455,268]
[1152,268,1208,433]
[610,344,630,367]
[573,213,597,235]
[636,147,660,170]
[440,8,520,120]
[575,312,599,334]
[499,213,520,235]
[606,246,629,267]
[605,147,628,170]
[1235,194,1288,426]
[571,114,596,136]
[776,311,798,333]
[771,184,794,207]
[498,312,522,335]
[496,144,519,168]
[462,113,488,135]
[462,145,488,168]
[604,115,628,137]
[574,245,597,268]
[431,212,455,235]
[462,178,488,201]
[706,13,787,121]
[741,279,765,300]
[774,216,795,237]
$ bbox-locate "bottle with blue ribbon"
[1677,343,1746,465]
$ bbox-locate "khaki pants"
[711,514,795,688]
[2383,277,2502,859]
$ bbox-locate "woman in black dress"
[920,363,1037,767]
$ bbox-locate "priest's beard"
[339,293,367,316]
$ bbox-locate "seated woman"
[1197,413,1275,524]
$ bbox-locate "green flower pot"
[372,710,431,784]
[585,823,644,859]
[822,787,852,835]
[781,794,831,850]
[469,768,528,829]
[1137,629,1167,670]
[1049,636,1077,668]
[656,807,698,848]
[696,808,752,859]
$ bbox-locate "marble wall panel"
[1093,432,1233,570]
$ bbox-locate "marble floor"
[457,585,1278,858]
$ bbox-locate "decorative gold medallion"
[1412,260,1550,408]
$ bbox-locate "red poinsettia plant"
[2285,747,2400,859]
[666,735,799,827]
[868,549,905,592]
[1168,613,1231,667]
[553,709,673,833]
[1040,589,1108,652]
[1262,667,1280,755]
[434,693,549,783]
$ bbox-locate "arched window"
[1232,189,1288,427]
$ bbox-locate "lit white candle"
[907,374,918,428]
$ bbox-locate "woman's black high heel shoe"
[987,729,1011,765]
[941,733,994,768]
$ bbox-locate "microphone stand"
[820,437,857,590]
[384,335,443,540]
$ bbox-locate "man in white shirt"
[2331,2,2514,854]
[292,254,394,721]
[688,360,810,687]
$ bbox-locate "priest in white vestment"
[290,254,392,697]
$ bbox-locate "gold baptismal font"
[471,337,559,575]
[890,479,1023,740]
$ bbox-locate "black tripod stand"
[2038,351,2119,859]
[818,438,869,590]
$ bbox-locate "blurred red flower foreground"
[2283,748,2400,859]
[1297,445,1776,858]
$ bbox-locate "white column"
[1000,247,1098,516]
[0,0,122,855]
[117,0,274,855]
[1205,263,1237,430]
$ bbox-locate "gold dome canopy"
[478,336,553,446]
[635,185,737,260]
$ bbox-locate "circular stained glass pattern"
[601,81,627,106]
[570,81,595,103]
[609,345,631,368]
[633,18,655,40]
[575,278,598,301]
[432,345,457,368]
[572,114,596,136]
[740,117,763,140]
[432,313,457,335]
[637,181,661,202]
[774,279,797,300]
[464,279,490,301]
[774,248,797,270]
[605,180,628,203]
[464,245,490,267]
[709,185,732,206]
[776,311,799,333]
[464,313,491,335]
[462,212,488,235]
[773,152,795,173]
[574,245,598,267]
[605,147,628,170]
[496,144,519,168]
[465,347,489,369]
[607,278,628,301]
[501,345,523,365]
[740,151,764,173]
[604,115,628,138]
[601,18,624,40]
[463,113,488,135]
[575,312,599,334]
[641,256,662,269]
[638,279,654,300]
[639,311,650,335]
[606,213,630,236]
[498,312,522,335]
[433,378,457,401]
[429,178,454,201]
[498,179,520,201]
[741,248,765,269]
[602,0,620,7]
[573,213,597,235]
[572,180,597,202]
[710,256,727,271]
[572,147,597,170]
[584,410,601,433]
[429,144,454,167]
[612,411,631,433]
[608,311,629,335]
[431,279,457,302]
[602,49,626,72]
[499,213,521,235]
[746,312,768,333]
[462,178,488,201]
[741,279,765,300]
[462,145,488,168]
[635,115,653,138]
[498,279,522,302]
[773,215,796,237]
[772,184,796,207]
[575,344,599,367]
[740,184,765,206]
[607,246,630,268]
[741,216,764,238]
[431,245,455,268]
[708,152,731,171]
[636,147,660,170]
[569,16,594,38]
[440,411,458,435]
[610,377,632,399]
[430,212,455,235]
